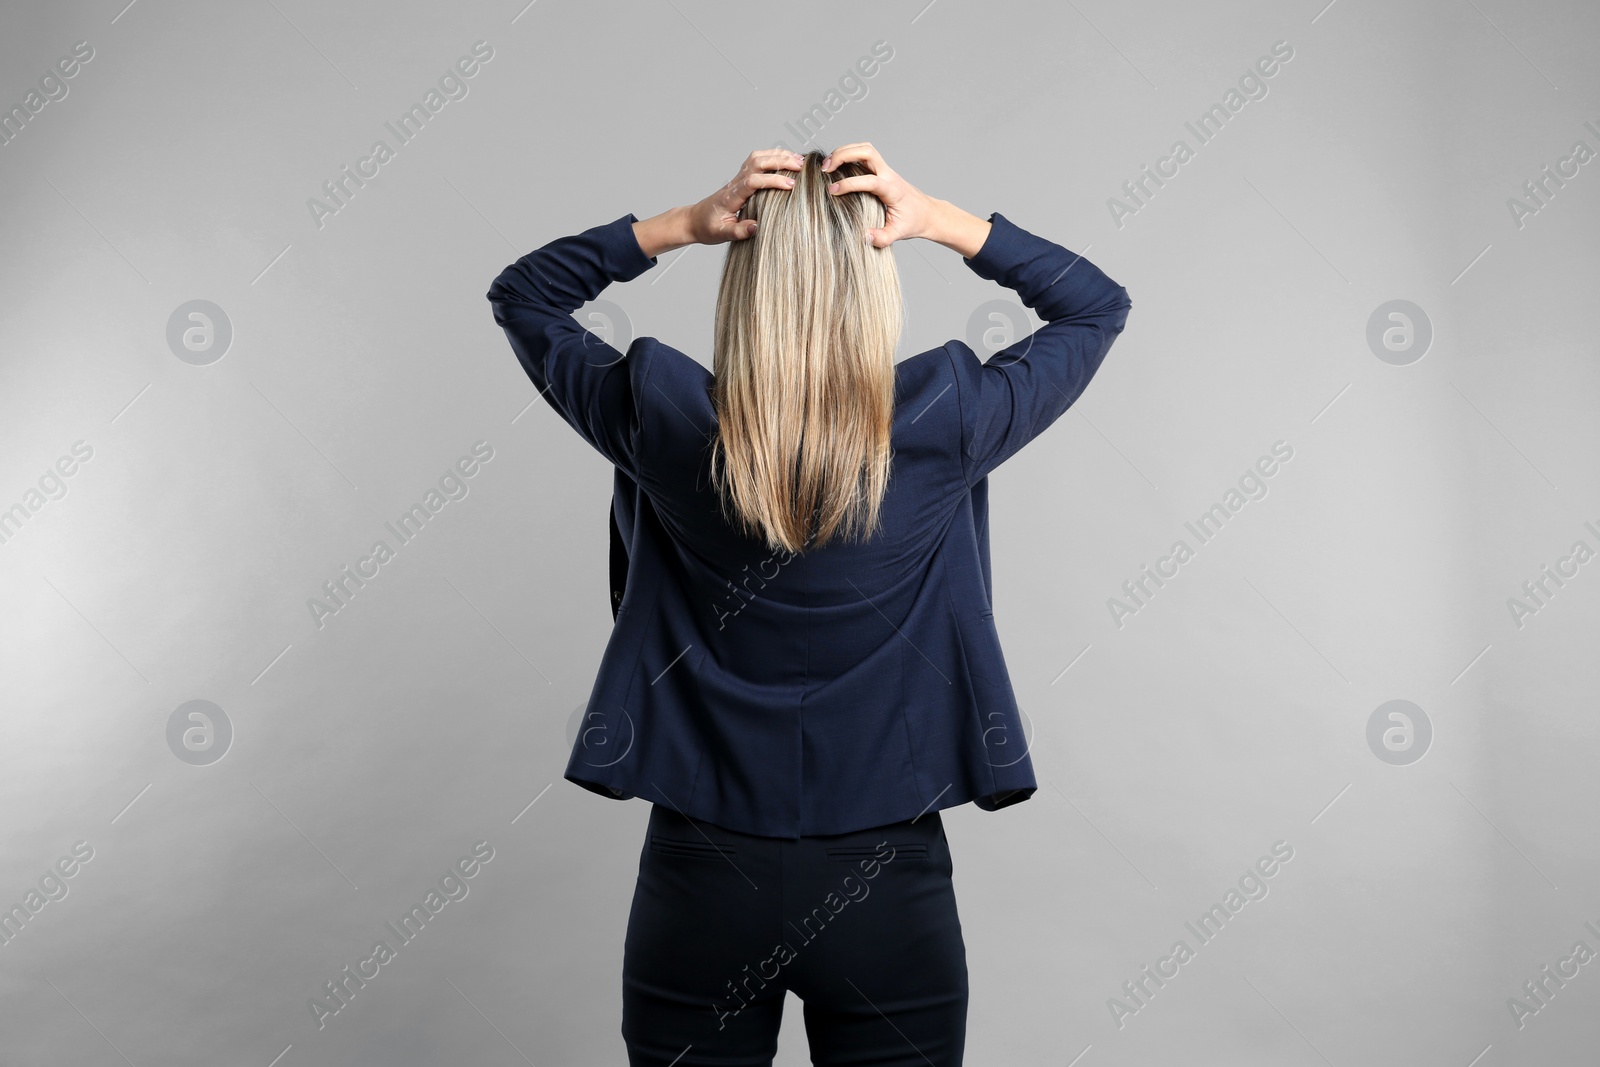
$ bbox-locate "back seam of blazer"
[939,340,976,491]
[898,566,926,801]
[940,547,998,800]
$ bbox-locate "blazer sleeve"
[948,211,1132,485]
[486,213,658,477]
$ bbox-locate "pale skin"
[630,142,993,260]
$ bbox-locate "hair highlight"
[710,149,903,554]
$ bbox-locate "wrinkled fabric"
[486,210,1132,837]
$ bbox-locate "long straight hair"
[709,149,903,555]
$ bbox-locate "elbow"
[486,266,518,305]
[1090,286,1133,335]
[486,255,541,307]
[1112,296,1131,335]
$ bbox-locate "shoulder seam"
[631,337,659,462]
[942,341,976,490]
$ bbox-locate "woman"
[486,143,1132,1066]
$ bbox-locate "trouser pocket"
[648,835,739,860]
[823,842,930,861]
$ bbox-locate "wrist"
[917,197,952,243]
[632,205,697,259]
[923,198,990,259]
[669,203,700,247]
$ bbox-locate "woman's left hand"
[686,149,805,245]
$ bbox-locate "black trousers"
[621,802,969,1066]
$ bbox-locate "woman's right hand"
[823,143,992,257]
[821,142,939,249]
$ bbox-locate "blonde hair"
[709,148,903,555]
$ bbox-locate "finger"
[821,142,883,173]
[823,142,871,166]
[744,171,799,191]
[864,217,902,249]
[712,175,793,228]
[734,218,759,240]
[827,173,885,197]
[755,147,806,171]
[744,148,805,175]
[718,169,798,211]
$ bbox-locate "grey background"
[2,0,1597,1063]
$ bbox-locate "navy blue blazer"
[487,210,1131,838]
